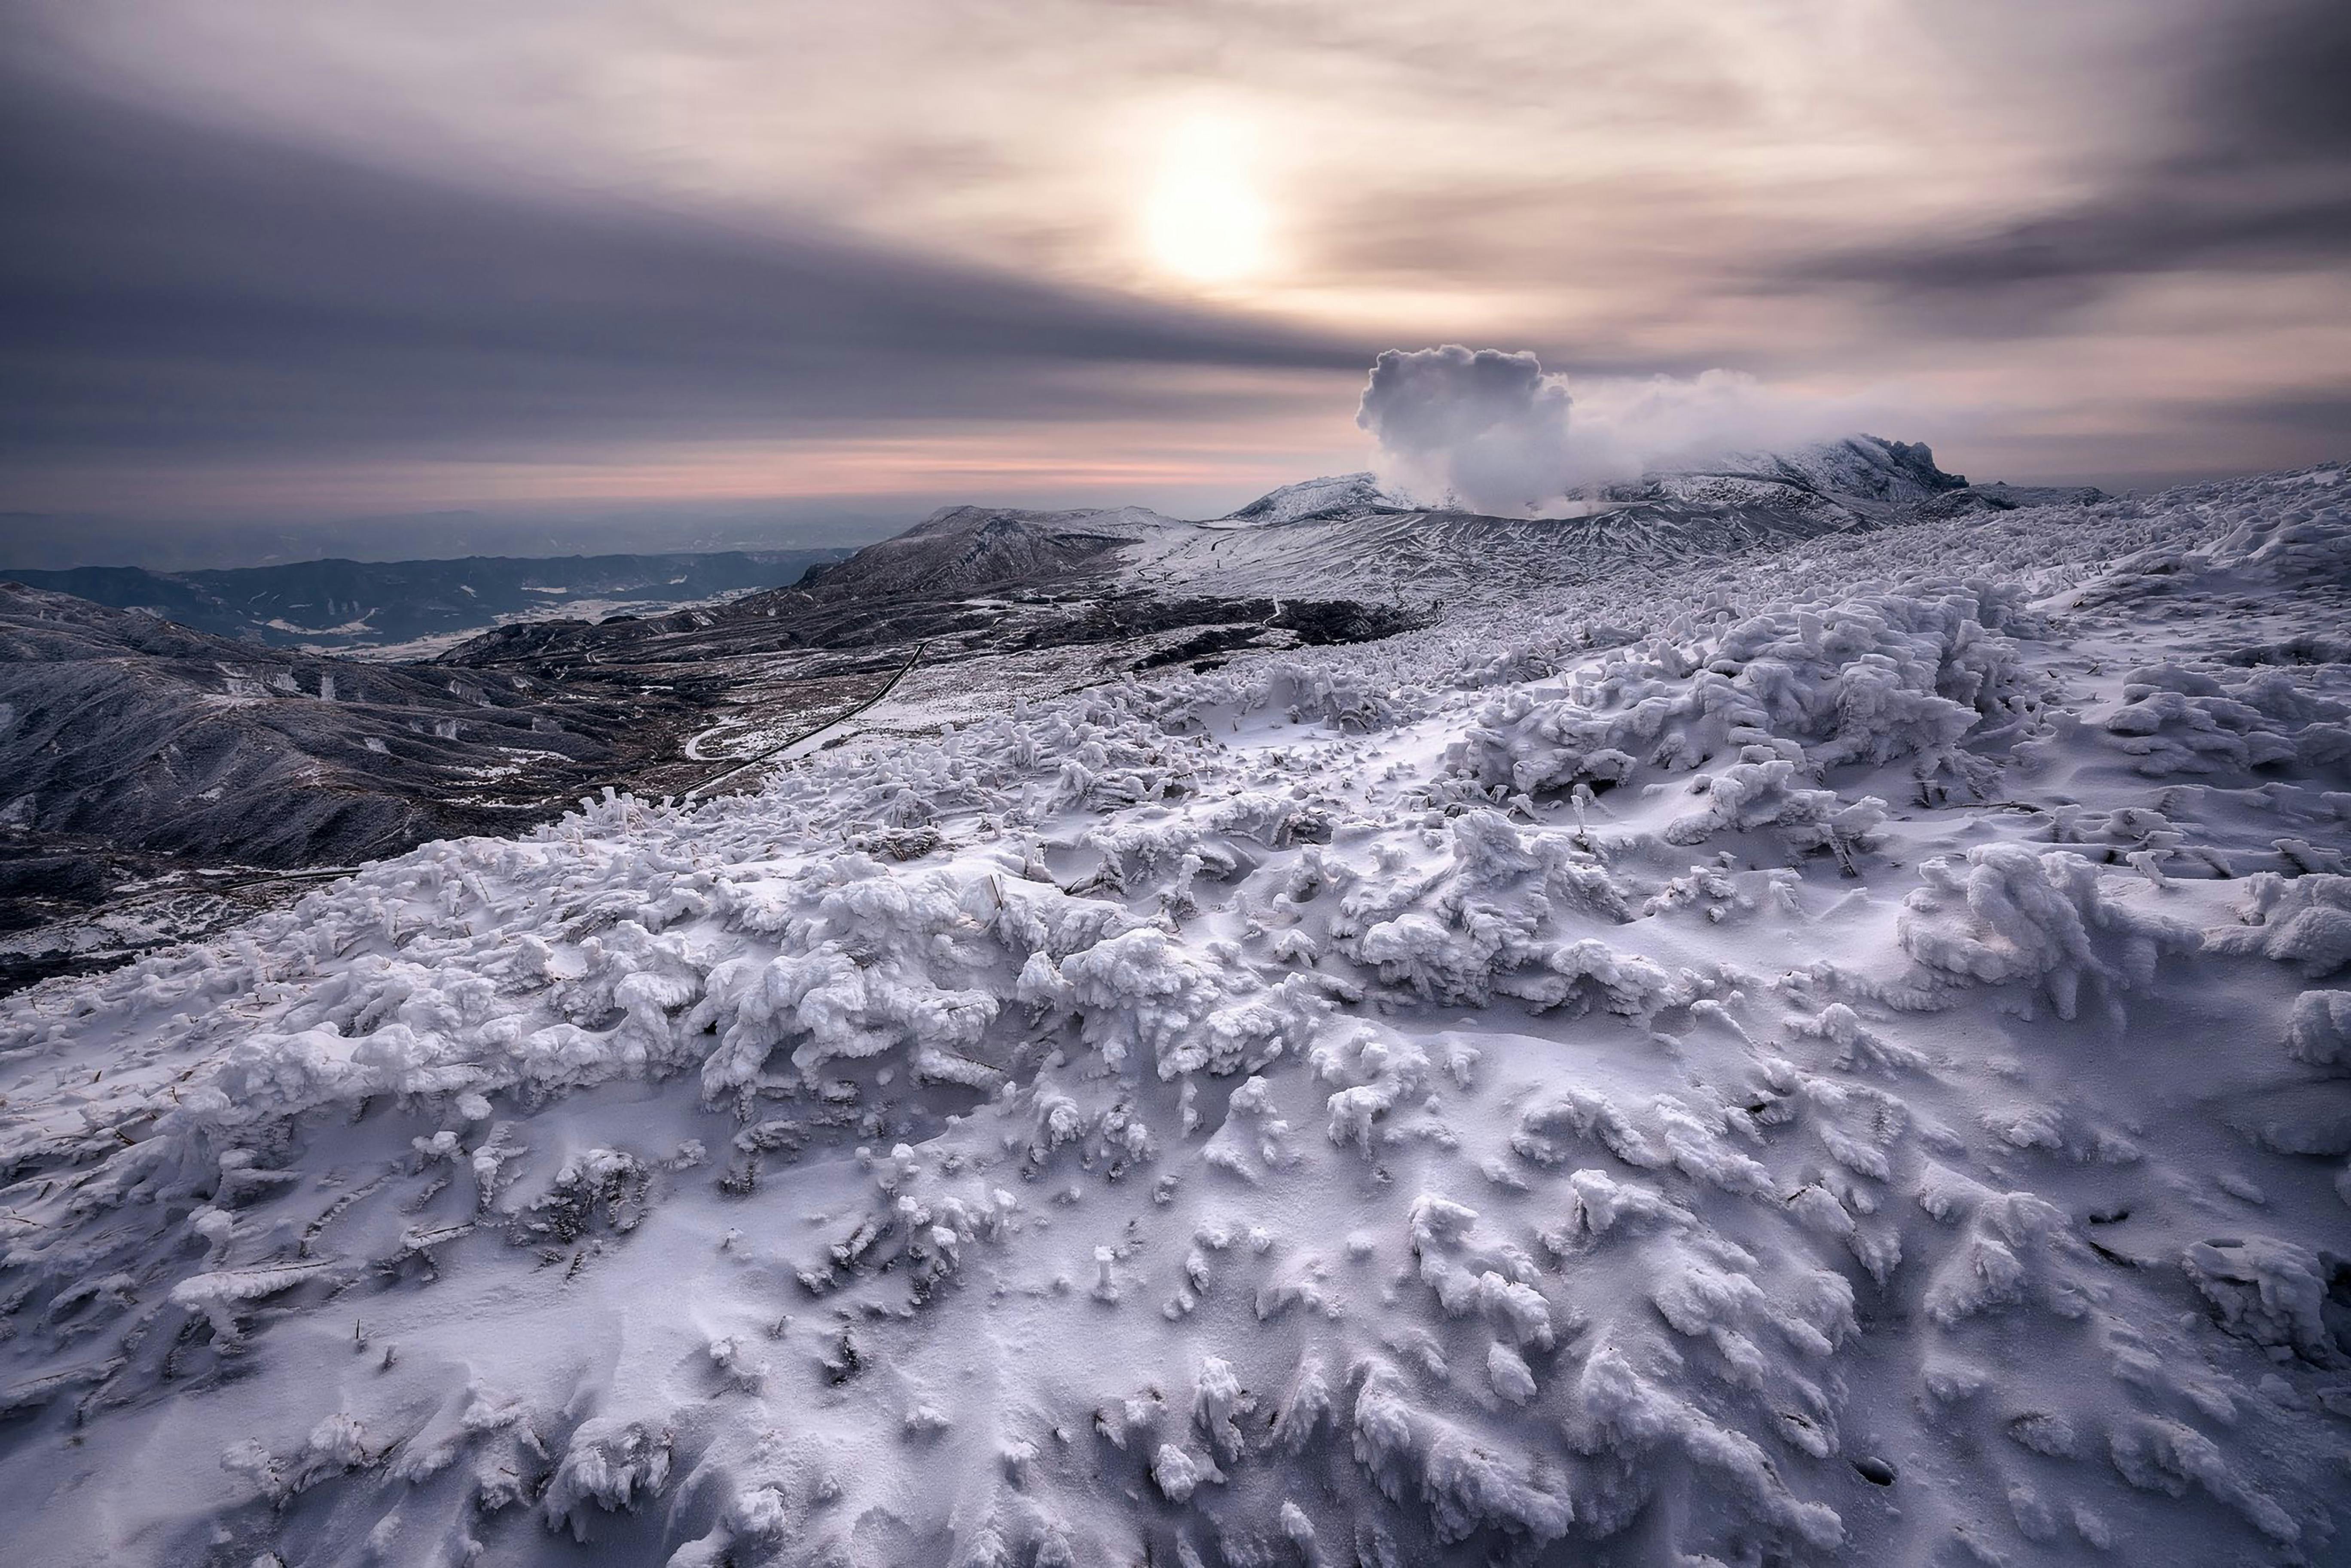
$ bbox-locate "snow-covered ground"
[1,464,2346,1566]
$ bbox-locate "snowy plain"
[1,463,2347,1566]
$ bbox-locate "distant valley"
[0,548,850,656]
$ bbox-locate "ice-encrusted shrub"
[1446,584,2036,807]
[1348,1365,1575,1546]
[1563,1342,1847,1550]
[690,852,1207,1100]
[541,1417,675,1541]
[509,1147,651,1245]
[2180,1236,2343,1364]
[696,865,1008,1094]
[1315,1026,1431,1154]
[2102,662,2351,778]
[1404,1193,1554,1348]
[1661,757,1887,866]
[220,1411,373,1504]
[1075,815,1244,909]
[1333,810,1686,1010]
[1257,658,1409,732]
[1896,843,2202,1019]
[1023,926,1327,1079]
[170,1259,339,1340]
[2286,989,2351,1067]
[2200,500,2351,582]
[1918,1188,2090,1325]
[2206,872,2351,979]
[1209,789,1334,849]
[2107,1415,2303,1544]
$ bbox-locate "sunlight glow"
[1142,116,1270,284]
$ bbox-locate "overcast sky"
[3,0,2345,553]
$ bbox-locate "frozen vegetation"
[0,462,2347,1565]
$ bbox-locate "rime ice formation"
[1,463,2347,1566]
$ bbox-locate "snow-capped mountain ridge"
[901,502,1184,540]
[1676,434,1970,502]
[1571,433,1975,519]
[1234,437,1986,529]
[1122,435,1990,603]
[799,503,1185,600]
[798,434,2016,610]
[1214,472,1417,527]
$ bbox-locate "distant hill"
[0,548,849,653]
[0,579,650,871]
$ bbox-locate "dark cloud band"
[0,67,1365,465]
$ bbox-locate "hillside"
[0,582,620,863]
[0,582,747,987]
[0,549,848,655]
[779,436,2095,609]
[0,439,2116,992]
[0,458,2340,1565]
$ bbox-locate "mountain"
[1690,434,1971,502]
[1582,433,1976,512]
[0,580,755,985]
[736,436,2012,616]
[1126,491,1860,603]
[0,436,2102,991]
[0,548,849,654]
[1110,436,2053,602]
[794,504,1184,600]
[1221,470,1411,524]
[0,458,2344,1567]
[438,431,2113,705]
[0,580,669,859]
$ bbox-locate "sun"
[1142,116,1270,285]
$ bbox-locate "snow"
[1213,472,1413,528]
[0,463,2346,1565]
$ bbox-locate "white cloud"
[1560,369,1879,478]
[1353,346,1574,514]
[1357,347,1887,512]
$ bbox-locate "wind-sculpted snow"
[0,464,2346,1566]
